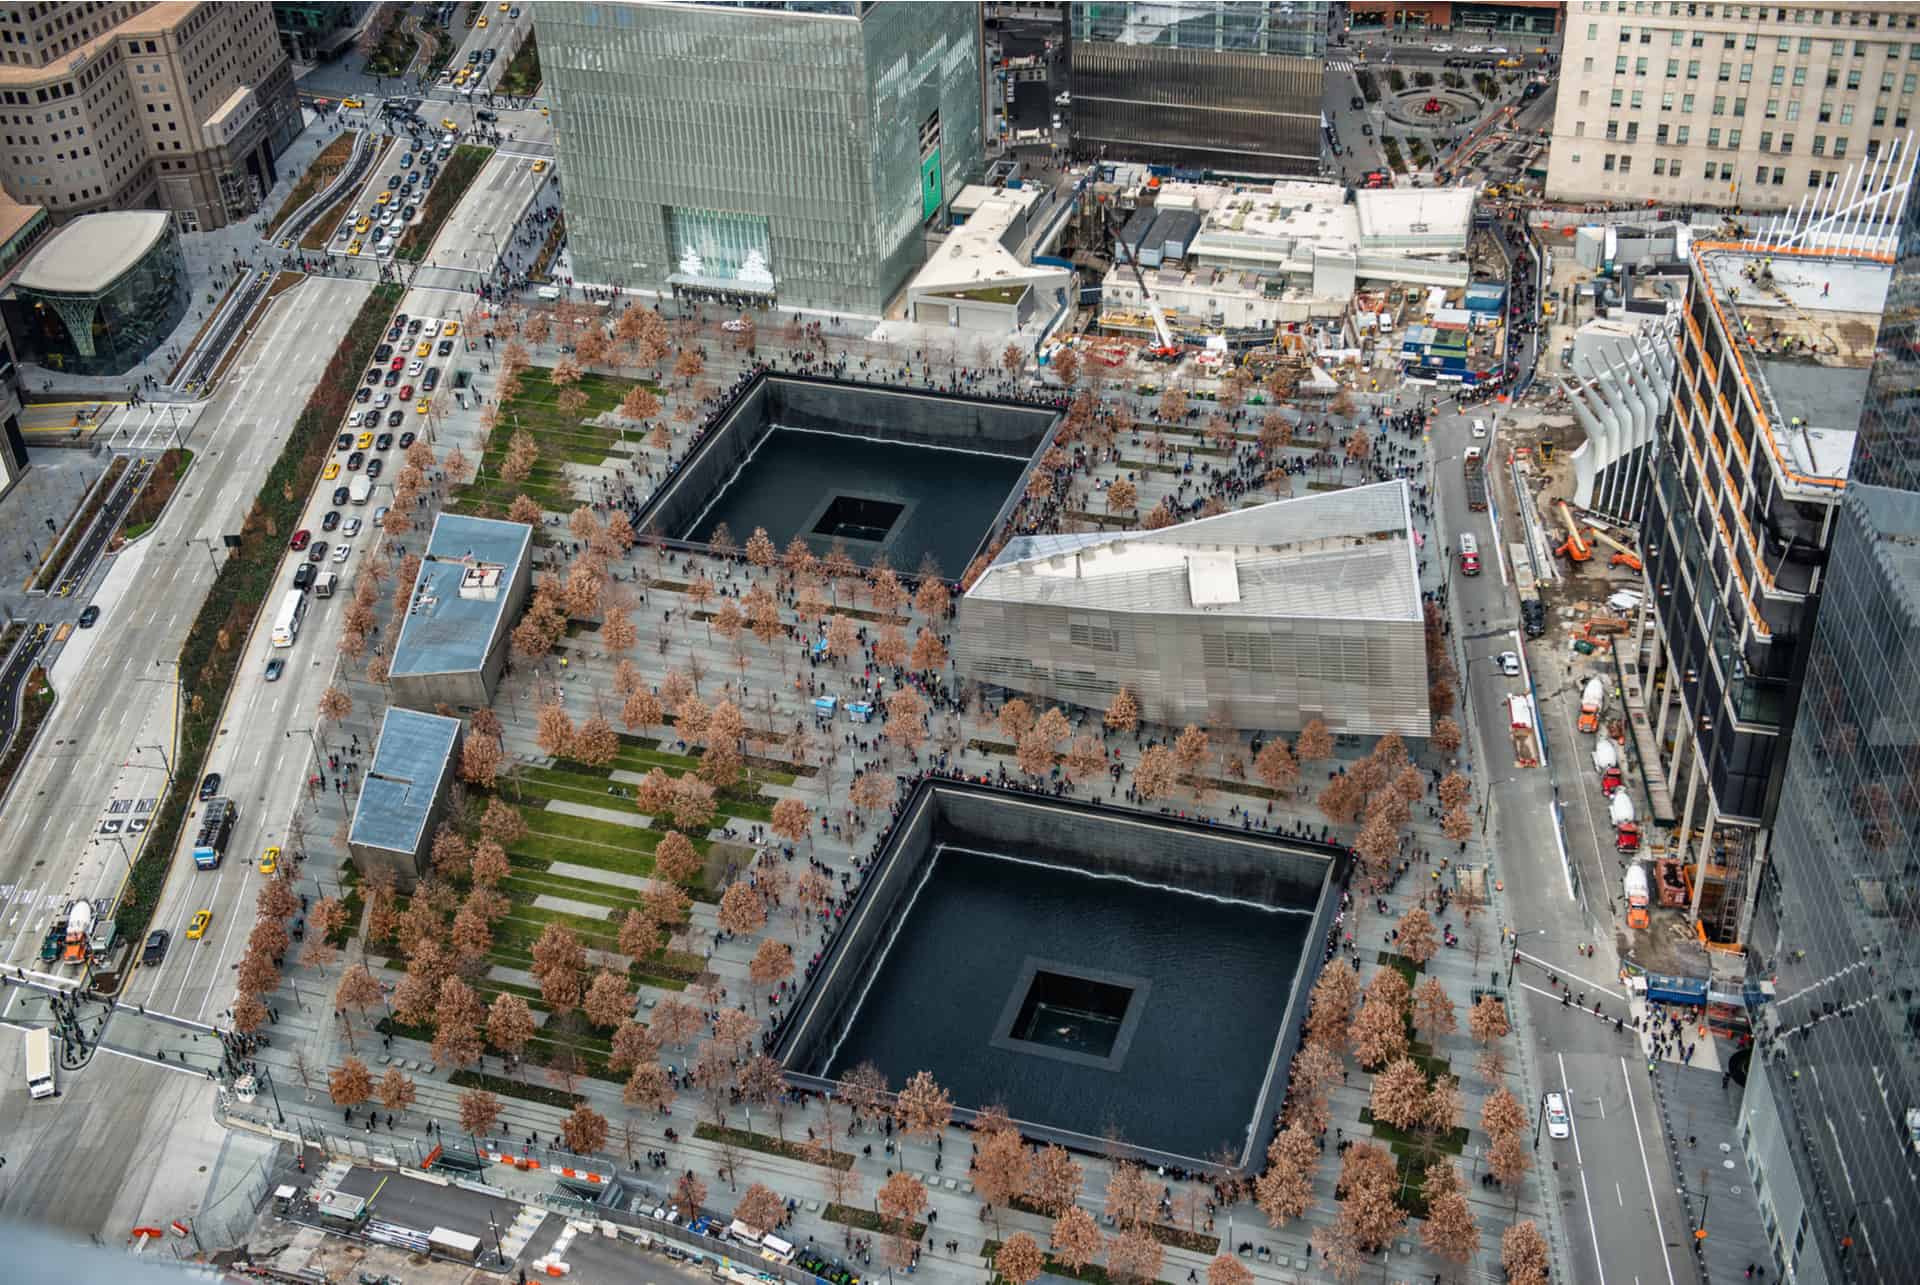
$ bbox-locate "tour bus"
[1458,533,1481,576]
[270,588,309,648]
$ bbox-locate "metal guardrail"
[274,128,379,247]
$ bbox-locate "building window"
[1677,125,1690,143]
[1604,153,1617,171]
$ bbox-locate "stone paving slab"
[547,798,654,829]
[533,894,614,919]
[546,860,653,891]
[488,965,538,988]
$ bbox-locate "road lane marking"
[1619,1055,1679,1285]
[1558,1052,1605,1285]
[1516,952,1625,1000]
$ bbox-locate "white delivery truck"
[24,1026,54,1099]
[348,474,372,505]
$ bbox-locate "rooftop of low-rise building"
[908,183,1069,305]
[388,514,532,680]
[968,480,1421,622]
[1694,244,1891,487]
[348,707,459,856]
[15,211,172,295]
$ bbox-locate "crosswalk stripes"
[1328,58,1357,72]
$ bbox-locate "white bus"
[270,588,309,648]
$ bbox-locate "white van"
[313,570,339,599]
[536,285,562,301]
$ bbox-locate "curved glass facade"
[10,225,189,377]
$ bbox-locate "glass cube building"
[1068,1,1328,175]
[1737,182,1920,1283]
[535,1,984,316]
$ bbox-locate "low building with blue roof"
[347,707,463,889]
[389,513,533,712]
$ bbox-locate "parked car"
[77,604,99,628]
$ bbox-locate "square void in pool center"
[686,428,1028,574]
[825,848,1313,1160]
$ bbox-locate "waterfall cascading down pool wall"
[774,779,1347,1173]
[633,372,1061,575]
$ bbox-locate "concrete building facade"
[536,0,984,316]
[0,1,299,232]
[1548,1,1920,211]
[955,482,1430,737]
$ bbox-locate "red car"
[290,529,311,551]
[397,383,414,400]
[389,355,405,371]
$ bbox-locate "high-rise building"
[0,2,298,232]
[1634,178,1910,944]
[1068,0,1327,176]
[1735,153,1920,1285]
[1547,2,1920,210]
[536,1,985,316]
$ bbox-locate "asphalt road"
[0,277,372,986]
[1431,401,1692,1285]
[423,151,552,274]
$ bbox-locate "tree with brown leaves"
[329,1055,374,1107]
[1368,1056,1430,1132]
[716,881,767,937]
[583,968,634,1030]
[1395,905,1440,966]
[1254,1125,1318,1226]
[748,937,794,1001]
[561,1103,610,1156]
[1351,993,1409,1070]
[653,830,703,886]
[893,1069,953,1161]
[1133,744,1179,801]
[1335,1140,1404,1254]
[675,1169,709,1218]
[1303,964,1361,1053]
[1028,1143,1082,1217]
[994,1232,1046,1285]
[1107,1228,1164,1285]
[379,1065,418,1114]
[1502,1221,1550,1285]
[734,1182,787,1236]
[1103,1161,1157,1230]
[485,991,536,1067]
[877,1169,928,1237]
[530,921,587,1015]
[1488,1130,1532,1187]
[460,732,504,787]
[848,770,894,817]
[1468,994,1511,1045]
[972,1127,1033,1233]
[1050,1206,1103,1272]
[1295,718,1333,765]
[1412,976,1457,1043]
[1481,1084,1528,1140]
[458,1087,502,1143]
[1104,686,1140,733]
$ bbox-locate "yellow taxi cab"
[454,68,470,85]
[323,461,341,480]
[259,846,280,874]
[442,118,457,132]
[349,239,363,255]
[540,106,549,117]
[415,341,432,357]
[477,14,488,26]
[415,398,432,414]
[443,321,459,337]
[343,97,364,109]
[1496,57,1523,68]
[531,159,547,174]
[357,431,374,449]
[376,190,392,206]
[186,909,212,940]
[354,215,370,233]
[499,1,509,8]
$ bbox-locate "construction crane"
[1103,204,1183,362]
[1555,500,1592,562]
[1585,525,1643,571]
